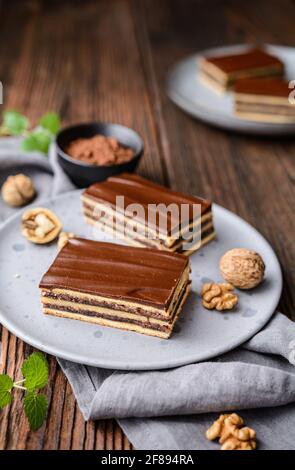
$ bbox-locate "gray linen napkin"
[0,138,295,450]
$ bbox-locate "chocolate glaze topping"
[39,238,189,308]
[235,78,291,98]
[83,173,211,233]
[204,48,283,74]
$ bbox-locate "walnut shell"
[220,248,265,289]
[1,174,36,207]
[21,208,62,244]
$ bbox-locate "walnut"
[206,413,256,450]
[1,174,36,207]
[58,231,75,250]
[21,208,62,244]
[201,282,238,311]
[220,248,265,289]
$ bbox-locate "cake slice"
[199,48,284,93]
[39,238,191,339]
[81,173,215,256]
[234,77,295,123]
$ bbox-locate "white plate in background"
[167,44,295,135]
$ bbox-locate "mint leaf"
[0,374,13,408]
[3,110,29,135]
[24,392,48,430]
[21,130,51,154]
[21,134,38,152]
[22,352,49,392]
[39,112,60,135]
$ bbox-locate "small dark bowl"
[56,122,144,187]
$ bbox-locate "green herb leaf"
[21,130,51,154]
[39,112,60,135]
[21,134,38,152]
[0,374,13,408]
[3,110,29,135]
[22,352,49,392]
[24,392,48,431]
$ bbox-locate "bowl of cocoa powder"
[56,122,144,187]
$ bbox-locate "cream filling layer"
[42,284,191,339]
[83,210,213,250]
[200,58,283,86]
[182,231,216,256]
[41,294,182,326]
[84,215,214,253]
[199,72,228,94]
[81,194,212,246]
[235,93,293,105]
[41,265,190,319]
[234,110,295,123]
[84,214,164,249]
[84,215,215,255]
[169,221,214,251]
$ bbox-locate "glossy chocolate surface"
[39,238,189,308]
[83,173,211,233]
[205,48,283,74]
[235,77,291,98]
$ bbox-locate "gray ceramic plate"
[167,44,295,135]
[0,190,282,370]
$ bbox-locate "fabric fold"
[58,312,295,421]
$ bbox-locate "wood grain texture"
[0,0,295,450]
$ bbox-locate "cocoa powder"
[66,135,134,166]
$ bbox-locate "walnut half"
[201,282,238,311]
[21,208,62,244]
[206,413,256,450]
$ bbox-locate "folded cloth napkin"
[0,138,295,450]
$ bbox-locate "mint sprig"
[22,352,49,392]
[0,110,61,154]
[24,393,48,431]
[39,112,61,135]
[0,352,49,431]
[21,130,52,154]
[0,375,13,408]
[1,110,29,135]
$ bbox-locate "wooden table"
[0,0,295,450]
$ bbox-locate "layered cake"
[39,238,191,339]
[234,78,295,123]
[199,48,284,93]
[81,173,215,256]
